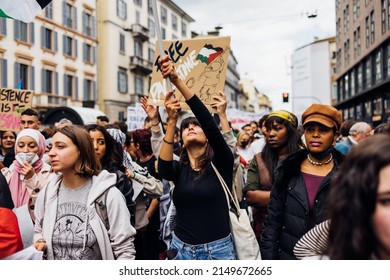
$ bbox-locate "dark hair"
[113,121,128,133]
[258,114,269,128]
[124,131,132,148]
[54,125,101,177]
[0,130,17,139]
[327,134,390,259]
[179,116,213,171]
[97,115,109,123]
[131,128,153,156]
[373,123,390,135]
[85,124,125,173]
[21,108,39,118]
[261,115,302,182]
[339,119,357,137]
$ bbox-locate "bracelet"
[151,121,160,126]
[163,138,174,145]
[132,172,136,179]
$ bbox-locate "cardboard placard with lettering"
[0,88,33,131]
[127,103,146,131]
[148,36,231,112]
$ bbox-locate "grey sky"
[175,0,336,111]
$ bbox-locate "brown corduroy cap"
[302,104,342,130]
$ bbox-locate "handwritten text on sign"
[148,36,231,112]
[0,88,33,131]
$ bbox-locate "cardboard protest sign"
[0,88,33,131]
[127,103,146,131]
[148,36,231,112]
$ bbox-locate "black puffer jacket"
[260,149,344,260]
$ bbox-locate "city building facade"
[335,0,390,125]
[291,37,336,123]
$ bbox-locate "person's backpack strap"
[95,190,110,231]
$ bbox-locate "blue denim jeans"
[169,233,236,260]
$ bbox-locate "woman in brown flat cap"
[260,104,344,260]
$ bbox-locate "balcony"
[33,93,70,108]
[129,24,149,42]
[130,56,153,75]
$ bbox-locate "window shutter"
[93,81,96,101]
[54,31,58,52]
[30,66,35,90]
[64,74,68,96]
[14,62,20,88]
[55,72,59,94]
[82,12,86,34]
[83,42,86,61]
[1,59,7,88]
[92,16,96,38]
[30,22,35,44]
[83,79,87,100]
[41,26,45,48]
[63,34,66,55]
[74,39,78,58]
[75,77,78,99]
[93,46,96,64]
[1,18,7,35]
[62,1,66,26]
[41,68,46,92]
[14,21,20,40]
[74,7,78,30]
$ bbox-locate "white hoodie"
[33,170,136,260]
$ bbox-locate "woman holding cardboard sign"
[157,55,236,260]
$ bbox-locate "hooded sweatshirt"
[33,170,136,260]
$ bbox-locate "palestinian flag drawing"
[0,0,52,23]
[196,44,224,65]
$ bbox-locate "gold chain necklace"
[307,154,333,166]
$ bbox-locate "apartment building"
[97,0,193,122]
[0,1,100,125]
[335,0,390,125]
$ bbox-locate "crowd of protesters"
[1,56,390,260]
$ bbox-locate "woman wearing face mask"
[260,104,344,260]
[236,130,254,169]
[1,129,53,219]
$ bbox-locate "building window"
[135,75,143,95]
[357,26,361,55]
[387,44,390,77]
[14,62,34,90]
[82,12,95,37]
[134,40,143,57]
[118,68,128,93]
[364,100,372,117]
[41,68,54,94]
[336,18,340,42]
[353,31,357,57]
[14,22,34,44]
[148,19,155,37]
[41,27,57,52]
[382,0,387,34]
[160,6,167,24]
[0,58,7,88]
[147,0,153,15]
[350,70,355,96]
[344,42,348,66]
[181,21,187,38]
[117,0,127,20]
[172,14,178,31]
[373,98,383,116]
[135,10,140,24]
[148,47,155,62]
[64,73,77,98]
[162,27,166,39]
[357,0,360,17]
[134,0,142,7]
[356,104,362,119]
[119,33,125,54]
[45,2,53,20]
[83,43,95,64]
[375,50,382,83]
[344,75,350,98]
[346,5,349,32]
[370,11,375,45]
[357,63,363,92]
[83,78,95,101]
[346,39,350,65]
[63,2,77,29]
[365,16,370,48]
[343,8,347,34]
[63,35,77,58]
[365,58,372,89]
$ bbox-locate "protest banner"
[0,88,33,131]
[127,102,146,131]
[148,36,231,112]
[226,108,265,131]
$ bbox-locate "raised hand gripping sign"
[148,36,231,113]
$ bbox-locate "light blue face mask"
[15,152,39,165]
